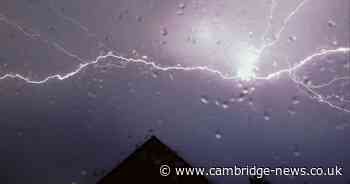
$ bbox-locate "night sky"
[0,0,349,183]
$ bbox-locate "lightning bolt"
[0,0,349,113]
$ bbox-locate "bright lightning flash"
[236,47,260,81]
[1,0,350,113]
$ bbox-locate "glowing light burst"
[236,47,260,81]
[0,0,350,113]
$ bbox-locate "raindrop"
[157,119,164,125]
[272,60,278,68]
[335,123,348,131]
[88,91,97,99]
[327,20,336,28]
[48,26,56,32]
[17,131,23,137]
[247,97,254,106]
[303,78,312,86]
[242,87,249,95]
[187,36,197,44]
[292,145,301,157]
[221,101,229,109]
[288,36,296,42]
[160,40,167,45]
[117,9,129,21]
[200,96,209,104]
[215,131,222,140]
[229,97,236,103]
[248,31,253,38]
[292,96,300,105]
[48,99,56,105]
[263,111,271,121]
[176,10,184,16]
[273,154,280,161]
[237,92,246,102]
[169,73,174,80]
[332,40,338,46]
[151,71,158,78]
[81,170,87,176]
[160,27,168,36]
[288,106,296,116]
[136,15,143,22]
[237,96,245,102]
[131,49,138,56]
[176,3,185,15]
[129,88,136,94]
[93,168,106,177]
[178,3,186,9]
[250,87,256,93]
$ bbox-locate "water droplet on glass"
[332,40,338,46]
[200,96,209,104]
[160,27,168,36]
[242,87,249,95]
[93,168,106,177]
[327,20,336,28]
[17,131,23,137]
[187,36,197,44]
[292,96,300,105]
[248,31,253,38]
[288,36,296,42]
[288,106,296,116]
[178,3,186,9]
[335,124,348,131]
[169,73,174,80]
[221,101,229,109]
[291,144,301,157]
[237,92,246,102]
[136,15,143,22]
[272,60,278,67]
[157,119,164,125]
[88,92,97,99]
[237,97,245,102]
[303,78,312,86]
[263,111,271,121]
[148,129,154,134]
[151,71,159,78]
[248,97,254,106]
[214,100,220,106]
[81,170,87,176]
[176,3,186,15]
[293,151,301,157]
[176,10,184,15]
[215,132,222,140]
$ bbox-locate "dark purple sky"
[0,0,349,183]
